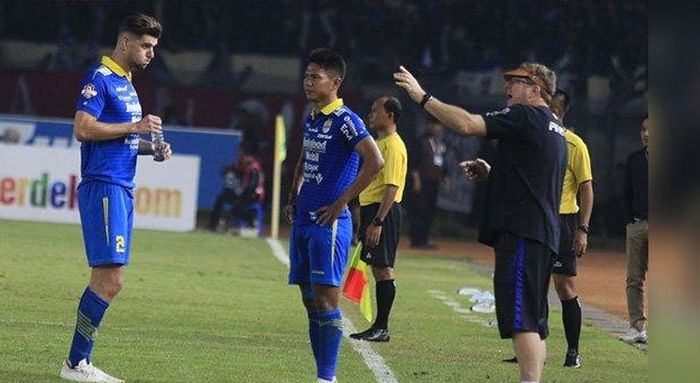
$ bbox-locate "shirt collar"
[312,98,344,118]
[101,56,132,82]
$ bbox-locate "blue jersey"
[295,99,370,225]
[76,56,142,189]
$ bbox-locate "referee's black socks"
[374,280,396,330]
[561,296,582,352]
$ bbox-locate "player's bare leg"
[513,332,545,382]
[89,266,124,303]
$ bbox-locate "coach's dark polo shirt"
[478,104,568,254]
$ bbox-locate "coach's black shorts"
[359,203,401,268]
[553,213,578,276]
[494,232,554,340]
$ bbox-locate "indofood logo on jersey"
[303,137,327,153]
[0,172,184,217]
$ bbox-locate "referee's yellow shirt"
[359,132,408,206]
[560,129,593,214]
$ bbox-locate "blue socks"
[309,309,343,381]
[68,287,109,367]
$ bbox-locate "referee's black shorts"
[493,231,554,340]
[358,203,401,268]
[553,213,578,276]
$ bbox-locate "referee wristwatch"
[577,224,590,234]
[372,217,384,227]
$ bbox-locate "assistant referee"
[350,96,408,342]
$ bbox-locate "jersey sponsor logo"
[304,162,319,172]
[305,151,320,162]
[118,95,133,101]
[341,116,359,141]
[303,137,327,153]
[322,119,332,133]
[485,107,511,117]
[115,85,128,92]
[548,121,565,136]
[317,134,333,140]
[80,83,97,99]
[311,270,325,275]
[314,173,323,184]
[125,102,142,114]
[124,135,140,149]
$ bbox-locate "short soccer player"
[60,14,171,383]
[350,96,408,342]
[286,48,383,383]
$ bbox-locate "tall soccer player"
[60,14,170,383]
[350,96,407,342]
[286,48,384,383]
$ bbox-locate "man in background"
[350,96,408,342]
[621,113,649,344]
[409,117,446,249]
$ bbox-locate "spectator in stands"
[409,116,446,249]
[208,144,265,232]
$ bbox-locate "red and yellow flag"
[343,244,373,323]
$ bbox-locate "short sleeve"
[482,105,528,139]
[383,139,407,187]
[572,139,593,184]
[76,73,108,119]
[339,113,370,147]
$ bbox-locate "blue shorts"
[288,218,352,287]
[78,181,134,267]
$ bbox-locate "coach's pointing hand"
[393,66,425,104]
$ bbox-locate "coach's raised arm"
[393,65,487,136]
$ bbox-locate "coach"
[394,63,566,383]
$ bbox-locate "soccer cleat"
[349,327,390,342]
[620,327,648,344]
[60,359,124,383]
[501,356,518,364]
[563,349,581,368]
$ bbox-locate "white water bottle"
[151,131,166,162]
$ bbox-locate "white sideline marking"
[266,238,399,383]
[266,237,290,267]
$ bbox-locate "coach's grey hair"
[520,62,557,104]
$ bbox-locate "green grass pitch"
[0,219,647,382]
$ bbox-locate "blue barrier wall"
[0,114,241,209]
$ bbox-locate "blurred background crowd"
[0,0,647,239]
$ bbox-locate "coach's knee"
[553,275,576,300]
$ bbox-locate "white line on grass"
[266,238,399,383]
